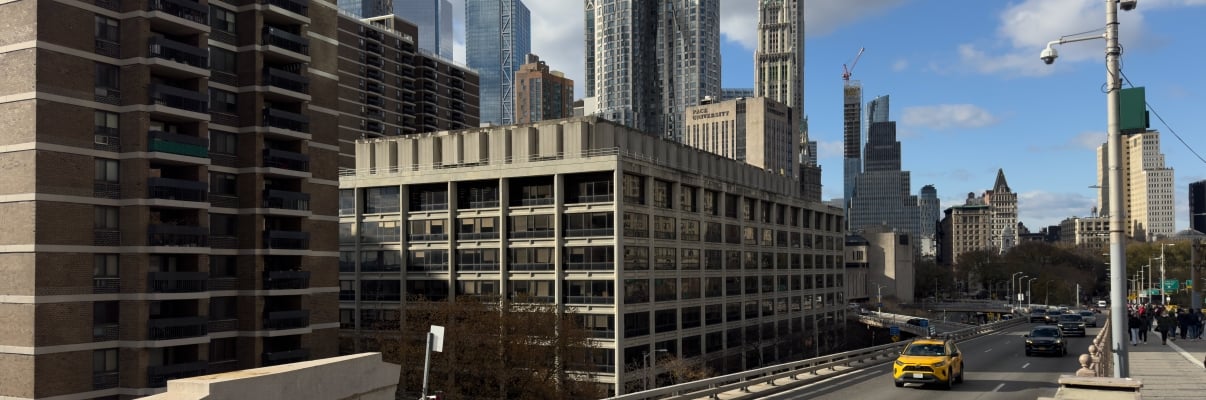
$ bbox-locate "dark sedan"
[1025,325,1068,356]
[1057,314,1086,337]
[1029,310,1048,323]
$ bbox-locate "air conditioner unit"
[94,135,114,145]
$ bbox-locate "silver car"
[1078,310,1097,327]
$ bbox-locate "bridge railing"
[606,318,1025,400]
[1074,312,1113,377]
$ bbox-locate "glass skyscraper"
[466,0,531,126]
[337,0,388,18]
[396,0,454,59]
[849,96,921,238]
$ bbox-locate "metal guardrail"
[607,318,1025,400]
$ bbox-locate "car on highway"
[1057,314,1087,337]
[1044,309,1064,324]
[1029,309,1048,323]
[1078,310,1097,327]
[893,337,964,389]
[1025,325,1068,356]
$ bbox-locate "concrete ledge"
[143,353,400,400]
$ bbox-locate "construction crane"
[842,47,865,82]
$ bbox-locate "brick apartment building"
[0,0,342,398]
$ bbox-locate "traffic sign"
[928,326,937,336]
[1164,279,1180,291]
[1186,280,1193,289]
[918,319,929,328]
[891,335,901,342]
[877,303,883,309]
[889,326,900,336]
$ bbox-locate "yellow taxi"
[892,337,964,389]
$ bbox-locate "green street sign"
[1164,279,1180,291]
[1186,280,1193,289]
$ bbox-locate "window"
[679,219,700,241]
[94,159,119,183]
[93,254,118,277]
[624,279,648,303]
[407,250,448,271]
[94,206,118,230]
[339,189,355,215]
[654,309,677,332]
[210,7,236,34]
[457,217,498,239]
[209,172,237,195]
[95,15,119,43]
[408,219,446,241]
[622,212,648,238]
[363,186,400,214]
[564,212,613,237]
[564,246,614,270]
[93,349,119,374]
[680,185,697,212]
[624,311,650,338]
[623,246,648,271]
[654,247,676,270]
[509,214,553,238]
[652,180,672,209]
[210,47,236,75]
[653,216,675,240]
[209,88,237,114]
[209,131,237,155]
[681,277,700,299]
[509,248,553,271]
[94,111,118,138]
[702,190,718,215]
[210,213,237,237]
[94,63,119,95]
[622,174,644,204]
[456,249,499,271]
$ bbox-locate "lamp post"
[1011,272,1024,310]
[1045,280,1054,306]
[1042,0,1137,378]
[1161,243,1175,304]
[874,283,888,313]
[1027,278,1037,308]
[1018,274,1030,310]
[643,349,668,391]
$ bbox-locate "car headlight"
[895,360,904,366]
[1056,339,1064,344]
[932,360,947,368]
[1079,323,1086,327]
[1026,340,1034,344]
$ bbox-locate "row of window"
[338,248,844,272]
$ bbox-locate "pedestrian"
[1158,310,1178,345]
[1179,309,1190,340]
[1129,312,1142,346]
[1195,309,1204,341]
[1140,308,1151,343]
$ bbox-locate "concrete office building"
[466,0,531,126]
[0,0,342,398]
[1190,180,1206,233]
[682,97,797,178]
[334,13,480,168]
[514,54,574,124]
[1058,215,1110,253]
[937,194,993,266]
[1096,130,1175,241]
[584,0,721,141]
[848,96,920,239]
[337,116,846,395]
[918,184,940,258]
[844,227,916,304]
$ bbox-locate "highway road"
[763,322,1100,400]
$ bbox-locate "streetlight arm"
[1047,33,1106,49]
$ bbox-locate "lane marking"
[1166,340,1206,369]
[992,383,1005,392]
[984,348,993,352]
[1022,362,1030,369]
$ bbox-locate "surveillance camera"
[1040,47,1058,65]
[1120,0,1137,11]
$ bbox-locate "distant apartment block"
[337,116,847,396]
[1058,215,1110,253]
[334,13,480,168]
[682,97,797,178]
[514,54,574,124]
[0,0,342,397]
[1096,130,1175,241]
[938,193,994,266]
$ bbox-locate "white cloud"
[1017,190,1098,228]
[956,0,1161,77]
[892,59,909,72]
[901,104,1000,130]
[721,0,906,50]
[1071,131,1106,150]
[816,140,842,160]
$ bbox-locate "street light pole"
[1011,272,1023,310]
[1028,278,1037,308]
[1045,280,1054,306]
[875,283,888,313]
[1161,243,1175,304]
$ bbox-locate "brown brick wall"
[305,326,338,359]
[34,100,92,149]
[35,350,93,398]
[0,201,35,246]
[0,303,34,347]
[34,302,91,346]
[36,1,94,53]
[34,150,91,197]
[0,353,34,398]
[35,252,92,296]
[33,48,93,100]
[34,201,91,246]
[307,219,337,252]
[309,291,337,325]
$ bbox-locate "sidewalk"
[1127,328,1206,399]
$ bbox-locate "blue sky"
[446,0,1206,229]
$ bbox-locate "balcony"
[262,107,310,136]
[509,230,555,239]
[147,224,208,247]
[147,0,208,35]
[262,27,310,62]
[148,36,208,76]
[149,84,208,116]
[94,228,120,246]
[407,233,447,242]
[263,270,310,290]
[263,230,309,250]
[365,68,383,81]
[147,361,208,388]
[262,189,310,211]
[456,263,499,272]
[147,316,208,340]
[262,148,310,173]
[564,262,614,271]
[148,271,208,293]
[510,263,554,272]
[207,359,240,375]
[262,0,310,24]
[264,67,310,98]
[564,296,615,305]
[93,371,119,390]
[457,232,500,240]
[208,277,238,291]
[564,228,614,238]
[92,323,120,341]
[264,310,309,330]
[148,177,207,203]
[148,131,208,159]
[262,348,309,366]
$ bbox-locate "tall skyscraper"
[754,0,820,201]
[849,97,920,238]
[986,169,1018,252]
[467,0,531,125]
[514,54,574,124]
[584,0,721,140]
[395,0,455,59]
[918,184,940,257]
[842,81,863,227]
[867,94,890,124]
[1096,131,1175,241]
[339,0,389,18]
[1191,180,1206,233]
[0,0,339,397]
